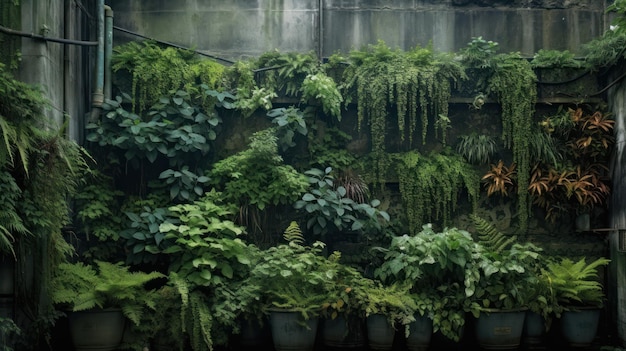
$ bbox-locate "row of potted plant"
[48,212,610,351]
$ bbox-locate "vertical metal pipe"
[104,5,113,100]
[318,0,323,61]
[89,0,104,122]
[91,0,104,112]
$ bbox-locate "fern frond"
[283,221,305,244]
[470,214,517,253]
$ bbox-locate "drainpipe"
[89,0,105,122]
[104,5,113,100]
[318,0,323,61]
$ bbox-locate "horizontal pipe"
[113,25,234,64]
[0,24,98,46]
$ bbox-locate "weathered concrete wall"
[16,0,93,141]
[108,0,608,61]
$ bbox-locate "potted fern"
[246,221,333,351]
[544,256,610,348]
[50,260,165,351]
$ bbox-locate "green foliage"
[301,72,343,120]
[255,50,319,97]
[544,256,610,310]
[395,151,480,235]
[373,224,478,341]
[293,167,389,237]
[169,273,215,351]
[468,241,544,314]
[307,125,358,171]
[0,169,27,257]
[530,49,584,69]
[157,165,210,202]
[362,282,418,327]
[87,86,231,170]
[455,133,498,165]
[51,260,165,326]
[470,214,517,253]
[0,63,50,174]
[581,30,626,70]
[119,205,173,265]
[74,170,124,241]
[160,191,255,289]
[111,40,225,113]
[459,36,500,69]
[0,317,20,351]
[266,106,309,151]
[283,220,305,245]
[488,52,537,232]
[342,40,464,154]
[247,235,331,320]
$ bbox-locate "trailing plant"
[487,51,537,232]
[455,133,498,165]
[0,64,91,349]
[0,169,27,258]
[293,167,389,238]
[339,41,464,184]
[111,40,225,113]
[395,151,479,235]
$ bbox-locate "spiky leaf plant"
[544,257,610,310]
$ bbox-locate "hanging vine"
[111,40,225,113]
[488,53,537,232]
[395,151,480,235]
[339,42,464,185]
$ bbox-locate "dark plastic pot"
[560,307,601,348]
[268,309,318,351]
[366,314,395,351]
[474,308,526,350]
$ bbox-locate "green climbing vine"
[395,151,480,235]
[488,52,537,232]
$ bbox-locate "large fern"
[51,261,164,326]
[470,213,517,253]
[545,257,610,309]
